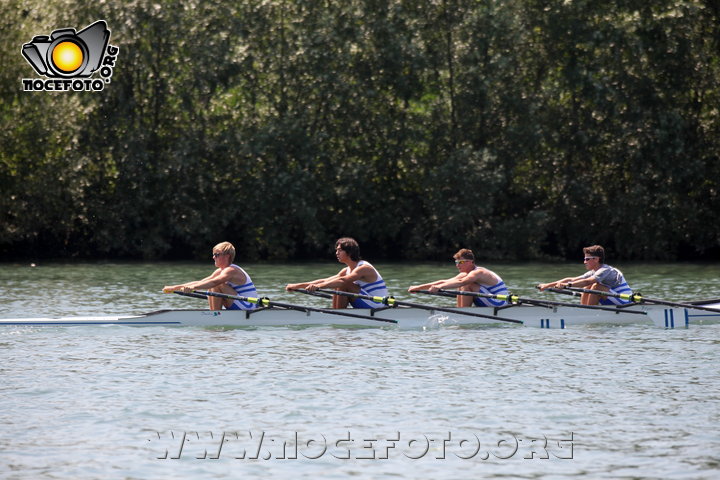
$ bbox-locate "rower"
[407,249,509,308]
[285,237,389,309]
[537,245,634,305]
[163,241,258,310]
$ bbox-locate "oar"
[547,287,643,310]
[297,289,335,300]
[422,289,646,314]
[164,289,397,324]
[560,286,720,313]
[416,289,523,304]
[311,288,523,324]
[298,288,402,309]
[546,288,582,298]
[172,291,209,300]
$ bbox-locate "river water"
[1,261,719,479]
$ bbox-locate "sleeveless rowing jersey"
[470,267,510,307]
[227,264,258,310]
[345,260,389,308]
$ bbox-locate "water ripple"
[2,263,720,479]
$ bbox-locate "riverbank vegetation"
[2,0,718,261]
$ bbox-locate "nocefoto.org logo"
[21,20,119,92]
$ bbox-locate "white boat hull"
[644,303,720,328]
[2,302,718,329]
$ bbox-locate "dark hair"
[453,248,475,261]
[335,237,361,261]
[583,245,605,263]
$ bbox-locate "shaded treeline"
[1,0,719,261]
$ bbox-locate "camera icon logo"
[22,20,110,78]
[21,20,119,92]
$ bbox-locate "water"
[1,262,719,479]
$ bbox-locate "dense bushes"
[2,0,718,261]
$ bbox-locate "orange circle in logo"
[52,41,84,73]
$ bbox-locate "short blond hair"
[213,241,236,263]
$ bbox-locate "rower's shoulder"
[224,264,247,278]
[352,260,376,270]
[469,266,492,276]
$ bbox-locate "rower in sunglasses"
[163,241,259,310]
[537,245,634,305]
[408,249,509,307]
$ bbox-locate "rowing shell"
[2,302,718,328]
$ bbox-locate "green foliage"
[1,0,718,261]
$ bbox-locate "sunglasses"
[454,260,471,265]
[583,256,598,262]
[212,252,226,258]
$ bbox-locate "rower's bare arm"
[164,271,222,293]
[566,276,596,288]
[427,273,469,292]
[184,268,241,292]
[408,279,449,293]
[286,273,340,291]
[538,276,580,290]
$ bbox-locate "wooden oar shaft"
[194,290,397,323]
[314,288,523,324]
